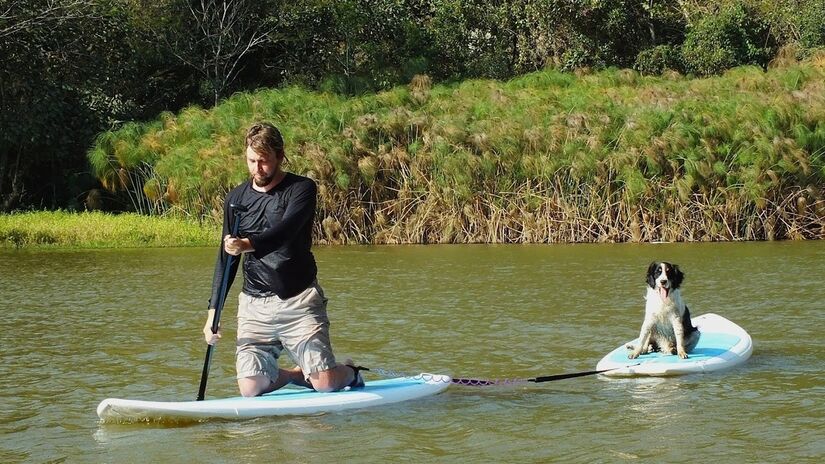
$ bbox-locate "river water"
[1,242,823,463]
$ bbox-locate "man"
[203,122,363,396]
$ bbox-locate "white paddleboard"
[596,313,752,377]
[97,373,451,422]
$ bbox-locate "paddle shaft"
[197,204,246,401]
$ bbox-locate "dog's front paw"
[677,349,689,359]
[628,351,640,360]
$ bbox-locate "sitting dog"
[627,261,700,359]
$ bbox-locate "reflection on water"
[1,241,824,462]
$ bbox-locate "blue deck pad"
[607,332,741,364]
[223,376,434,403]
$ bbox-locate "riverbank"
[1,209,822,249]
[89,58,825,244]
[0,211,218,248]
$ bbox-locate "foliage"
[423,0,654,76]
[5,0,825,215]
[635,45,682,75]
[798,0,825,49]
[680,3,773,76]
[149,0,275,105]
[88,58,825,243]
[0,0,198,212]
[268,0,433,94]
[739,0,825,49]
[1,0,126,211]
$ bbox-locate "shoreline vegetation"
[6,0,825,222]
[0,211,216,248]
[5,60,824,249]
[86,59,825,246]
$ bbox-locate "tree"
[1,0,103,210]
[159,0,275,105]
[259,0,432,94]
[0,0,156,211]
[681,3,773,76]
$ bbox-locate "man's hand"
[203,308,222,345]
[224,235,253,256]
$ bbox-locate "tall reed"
[88,56,825,243]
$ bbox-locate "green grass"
[0,211,219,249]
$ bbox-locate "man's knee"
[308,369,341,392]
[238,376,269,397]
[309,377,336,392]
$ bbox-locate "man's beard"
[253,173,275,187]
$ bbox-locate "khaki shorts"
[235,282,337,381]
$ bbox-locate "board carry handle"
[197,203,247,401]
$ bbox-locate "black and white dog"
[627,262,700,359]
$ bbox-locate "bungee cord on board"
[369,367,526,386]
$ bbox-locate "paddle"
[197,203,247,401]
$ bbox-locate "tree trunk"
[0,147,23,212]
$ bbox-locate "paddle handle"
[197,204,246,401]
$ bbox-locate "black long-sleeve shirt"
[209,173,318,307]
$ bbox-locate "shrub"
[799,0,825,48]
[634,45,682,75]
[681,3,773,76]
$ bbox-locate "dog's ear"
[671,264,685,288]
[647,262,659,287]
